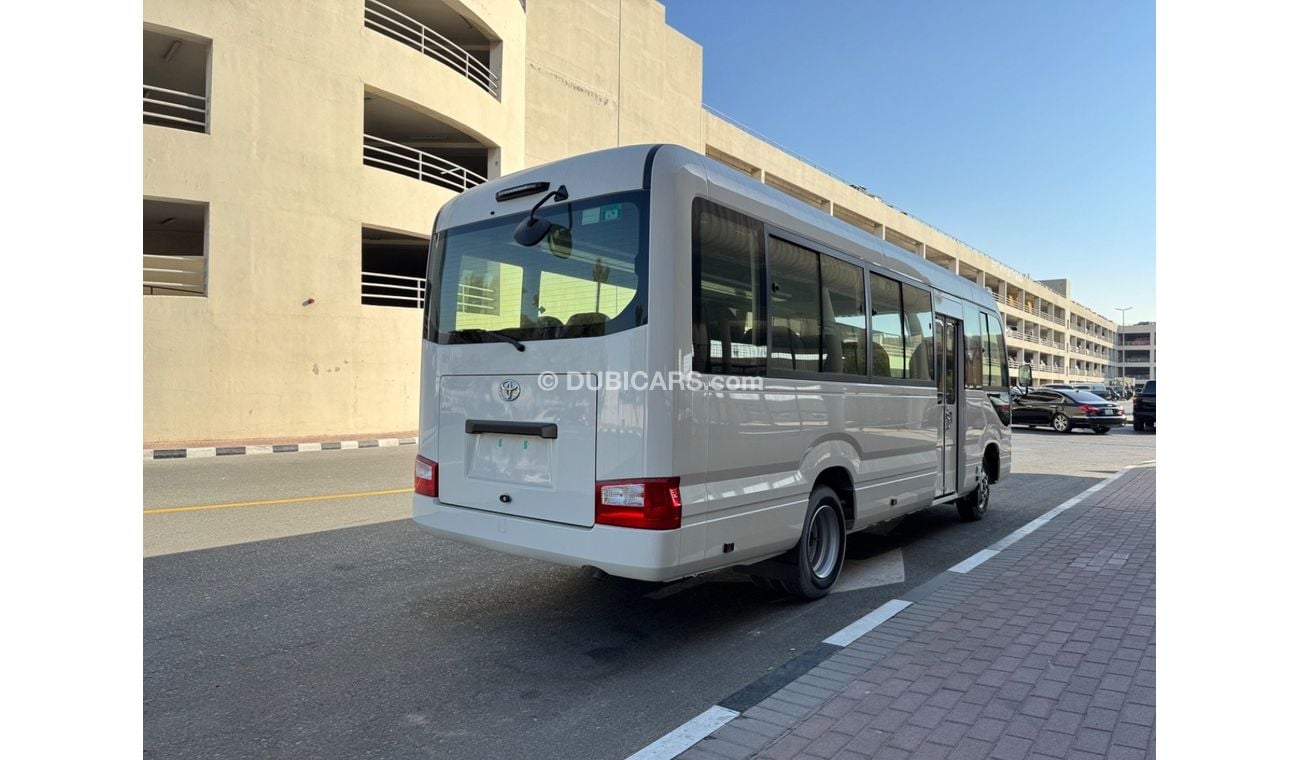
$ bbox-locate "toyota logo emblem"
[498,379,521,402]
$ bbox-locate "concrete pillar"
[879,224,887,241]
[950,258,960,275]
[976,270,987,288]
[917,242,927,260]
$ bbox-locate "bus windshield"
[427,191,647,344]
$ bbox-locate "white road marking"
[948,548,999,574]
[823,598,913,647]
[624,705,739,760]
[988,468,1132,552]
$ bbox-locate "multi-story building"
[1117,322,1157,383]
[143,0,1125,446]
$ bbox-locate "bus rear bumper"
[413,494,693,582]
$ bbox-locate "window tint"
[901,284,933,381]
[870,273,905,379]
[963,304,984,389]
[983,311,1008,388]
[768,237,822,372]
[821,255,868,375]
[692,199,766,374]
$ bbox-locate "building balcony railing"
[364,0,500,99]
[363,134,487,192]
[143,84,207,133]
[144,254,205,296]
[361,270,426,308]
[999,294,1067,328]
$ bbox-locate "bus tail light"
[415,455,439,497]
[595,477,681,530]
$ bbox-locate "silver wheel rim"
[1053,415,1069,431]
[976,469,989,514]
[806,503,842,581]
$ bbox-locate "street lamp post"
[1115,306,1132,388]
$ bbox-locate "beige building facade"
[143,0,1119,446]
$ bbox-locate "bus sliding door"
[935,315,960,496]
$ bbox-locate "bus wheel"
[1052,413,1072,433]
[957,464,989,522]
[781,486,845,600]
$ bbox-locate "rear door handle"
[465,420,558,439]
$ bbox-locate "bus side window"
[820,254,868,376]
[692,199,766,374]
[963,304,984,389]
[767,237,821,372]
[902,284,933,381]
[869,273,905,379]
[983,311,1008,388]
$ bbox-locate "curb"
[144,437,418,460]
[629,465,1146,760]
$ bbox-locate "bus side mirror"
[513,216,552,247]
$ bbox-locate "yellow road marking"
[144,487,413,515]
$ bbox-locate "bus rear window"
[427,191,647,343]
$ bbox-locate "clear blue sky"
[661,0,1155,325]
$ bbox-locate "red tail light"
[1079,404,1098,414]
[414,455,438,497]
[595,477,681,530]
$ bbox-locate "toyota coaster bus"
[413,144,1011,599]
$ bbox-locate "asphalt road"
[144,426,1155,760]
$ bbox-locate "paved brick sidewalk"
[684,466,1155,760]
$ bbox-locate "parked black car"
[1012,389,1127,434]
[1073,383,1121,401]
[1133,380,1156,431]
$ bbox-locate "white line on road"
[978,468,1135,554]
[624,705,739,760]
[823,598,913,647]
[948,548,1000,574]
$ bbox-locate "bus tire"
[780,485,845,600]
[956,464,990,522]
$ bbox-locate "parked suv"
[1133,380,1156,431]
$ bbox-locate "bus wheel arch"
[814,466,856,530]
[983,444,1001,484]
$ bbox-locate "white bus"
[413,145,1011,598]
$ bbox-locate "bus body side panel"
[651,152,712,572]
[850,384,942,527]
